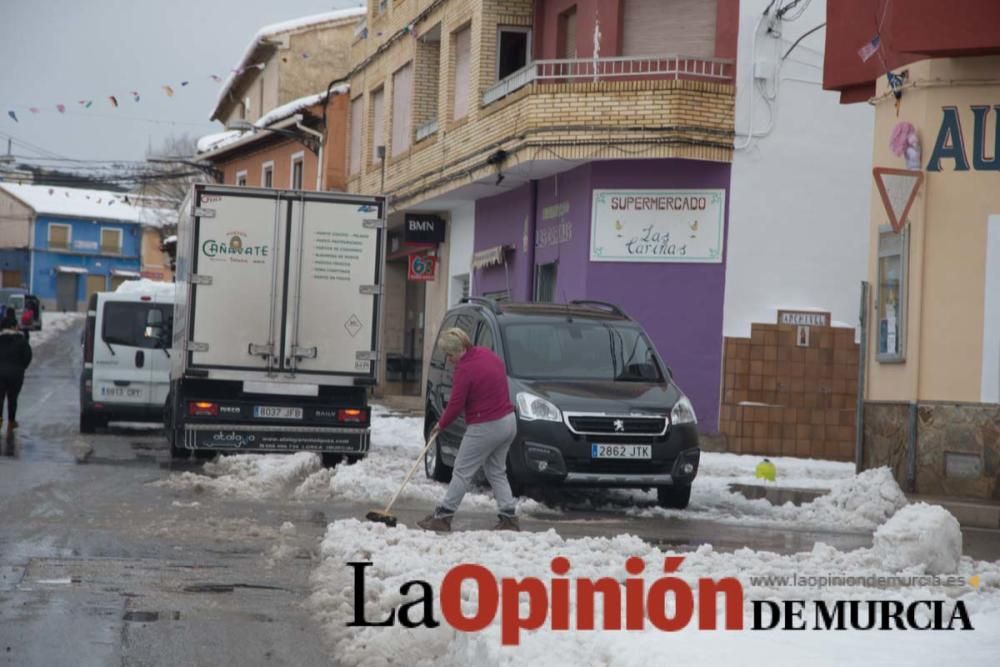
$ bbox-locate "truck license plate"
[591,444,651,459]
[253,406,303,419]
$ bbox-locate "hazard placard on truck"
[166,184,385,463]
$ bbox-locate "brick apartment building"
[344,0,738,429]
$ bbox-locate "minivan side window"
[476,321,495,351]
[102,302,173,350]
[431,315,459,368]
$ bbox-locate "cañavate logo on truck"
[202,231,269,259]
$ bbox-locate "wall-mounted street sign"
[778,310,831,327]
[873,167,923,234]
[403,213,446,245]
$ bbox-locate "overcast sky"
[0,0,363,165]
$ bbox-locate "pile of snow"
[697,452,854,489]
[30,311,83,349]
[329,407,548,516]
[875,503,963,575]
[628,466,907,531]
[308,519,1000,667]
[114,278,175,297]
[157,451,332,500]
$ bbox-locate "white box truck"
[165,184,385,463]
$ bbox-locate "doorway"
[56,273,79,311]
[86,274,106,307]
[402,279,426,396]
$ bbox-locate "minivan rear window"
[102,302,172,349]
[502,320,663,381]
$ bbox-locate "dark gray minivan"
[424,298,700,508]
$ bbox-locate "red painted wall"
[824,0,1000,104]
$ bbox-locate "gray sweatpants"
[436,412,517,518]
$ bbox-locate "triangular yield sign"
[873,167,923,233]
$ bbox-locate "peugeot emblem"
[613,419,625,432]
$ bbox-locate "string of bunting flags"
[5,47,320,123]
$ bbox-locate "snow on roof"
[114,277,175,297]
[196,130,242,153]
[211,7,366,119]
[197,85,349,156]
[0,183,173,226]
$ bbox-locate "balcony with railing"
[483,54,735,106]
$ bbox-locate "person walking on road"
[0,310,32,432]
[418,328,519,533]
[19,304,34,343]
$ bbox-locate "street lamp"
[225,119,323,155]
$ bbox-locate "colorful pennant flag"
[7,111,17,122]
[56,104,66,113]
[181,81,189,87]
[210,74,222,82]
[109,96,118,108]
[857,35,880,62]
[85,101,93,108]
[162,85,174,97]
[29,107,40,114]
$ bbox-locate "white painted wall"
[447,202,474,306]
[982,215,1000,403]
[724,0,874,337]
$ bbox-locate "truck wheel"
[656,484,692,509]
[321,453,344,467]
[170,441,191,460]
[79,411,97,434]
[194,449,215,461]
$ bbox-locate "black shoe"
[417,514,452,532]
[493,515,520,531]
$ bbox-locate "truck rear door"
[284,196,381,379]
[188,186,382,381]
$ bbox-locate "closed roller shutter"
[621,0,716,58]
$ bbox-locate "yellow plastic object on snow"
[755,458,776,482]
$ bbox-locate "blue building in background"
[0,183,165,311]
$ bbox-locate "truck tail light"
[337,408,366,423]
[188,401,219,416]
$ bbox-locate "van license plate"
[253,406,303,419]
[591,444,651,459]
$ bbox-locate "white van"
[80,282,174,433]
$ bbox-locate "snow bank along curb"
[308,519,1000,667]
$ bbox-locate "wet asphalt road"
[0,321,997,666]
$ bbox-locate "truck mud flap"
[182,424,370,453]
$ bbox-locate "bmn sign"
[404,214,446,245]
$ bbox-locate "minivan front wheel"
[656,484,692,509]
[424,438,452,483]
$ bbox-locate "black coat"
[0,330,32,378]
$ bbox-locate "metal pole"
[907,402,918,493]
[855,281,870,473]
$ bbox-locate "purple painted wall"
[474,159,731,433]
[474,187,534,300]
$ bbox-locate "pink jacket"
[437,347,514,430]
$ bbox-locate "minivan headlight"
[516,392,562,422]
[671,396,697,425]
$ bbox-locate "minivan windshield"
[502,320,663,381]
[102,302,172,349]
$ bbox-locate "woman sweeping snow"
[418,328,518,533]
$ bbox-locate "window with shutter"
[391,62,413,157]
[100,228,122,255]
[621,0,716,58]
[559,8,577,59]
[48,224,70,250]
[349,97,363,175]
[452,27,471,120]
